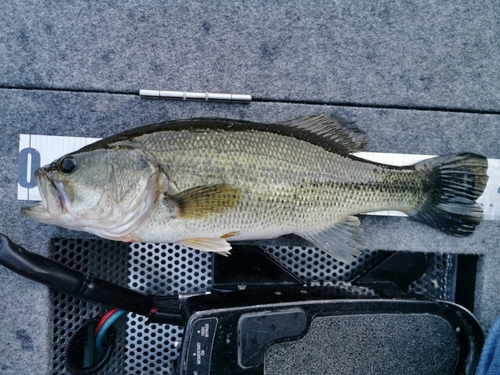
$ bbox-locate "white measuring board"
[18,134,500,220]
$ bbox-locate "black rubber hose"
[0,234,156,316]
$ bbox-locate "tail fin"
[410,153,488,236]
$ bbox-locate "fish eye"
[59,157,77,174]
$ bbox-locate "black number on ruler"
[18,147,41,188]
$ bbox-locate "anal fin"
[295,216,364,263]
[178,237,232,256]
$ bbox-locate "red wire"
[95,308,119,337]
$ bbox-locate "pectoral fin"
[164,184,242,219]
[179,237,232,256]
[295,216,364,262]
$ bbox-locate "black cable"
[0,234,156,316]
[65,317,117,375]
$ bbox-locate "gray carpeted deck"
[1,1,499,374]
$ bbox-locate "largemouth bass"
[22,115,488,262]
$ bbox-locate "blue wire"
[95,309,127,356]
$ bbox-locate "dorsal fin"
[77,115,367,156]
[280,114,368,154]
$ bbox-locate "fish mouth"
[21,170,69,221]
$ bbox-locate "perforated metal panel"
[125,243,212,375]
[50,240,212,375]
[409,253,457,301]
[50,239,457,375]
[51,239,130,374]
[260,245,456,301]
[259,245,387,283]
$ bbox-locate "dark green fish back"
[78,115,367,156]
